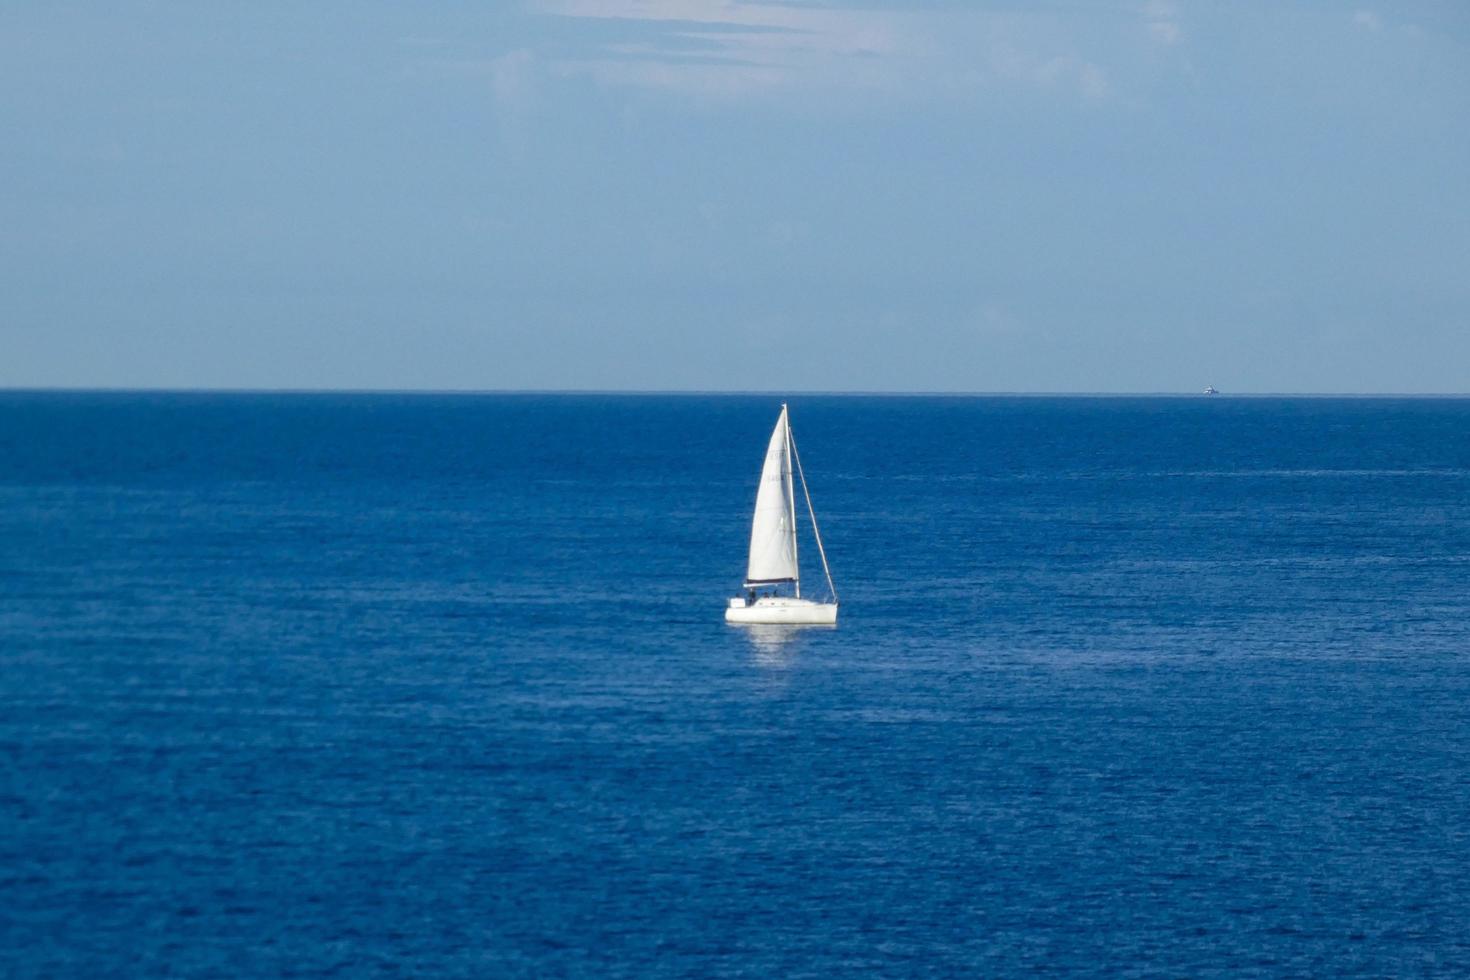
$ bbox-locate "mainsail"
[744,406,798,586]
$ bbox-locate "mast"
[783,403,799,598]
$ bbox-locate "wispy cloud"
[533,0,1114,104]
[491,49,537,118]
[1143,0,1182,46]
[1351,10,1382,32]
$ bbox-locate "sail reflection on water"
[741,622,837,669]
[743,624,805,667]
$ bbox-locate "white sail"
[745,406,798,586]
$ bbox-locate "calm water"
[4,392,1470,977]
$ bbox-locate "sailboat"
[725,404,839,626]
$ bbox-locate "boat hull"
[725,598,838,625]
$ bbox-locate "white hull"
[726,597,838,625]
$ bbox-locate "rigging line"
[788,427,838,604]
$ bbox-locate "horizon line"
[2,386,1469,399]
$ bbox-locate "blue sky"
[3,1,1467,392]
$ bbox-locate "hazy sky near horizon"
[3,1,1467,392]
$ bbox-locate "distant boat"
[725,404,839,626]
[1203,386,1219,396]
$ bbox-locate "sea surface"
[4,392,1470,977]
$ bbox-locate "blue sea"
[4,392,1470,977]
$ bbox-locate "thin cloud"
[535,0,1117,104]
[1143,0,1182,46]
[491,48,537,116]
[1351,10,1382,32]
